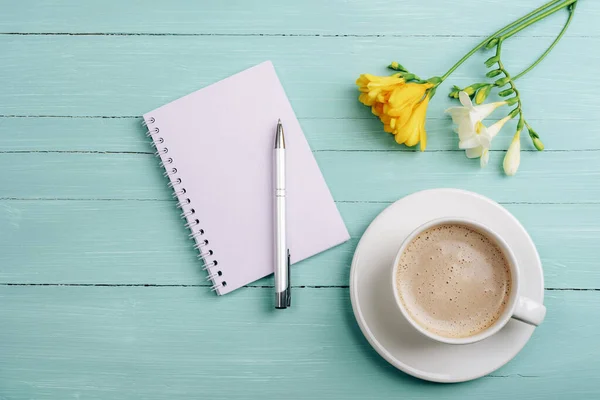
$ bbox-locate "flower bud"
[527,125,544,151]
[474,85,492,105]
[486,69,502,78]
[503,132,521,176]
[448,85,461,98]
[499,88,515,97]
[494,77,511,87]
[463,87,476,96]
[388,61,408,72]
[427,76,442,85]
[508,108,520,119]
[484,55,500,68]
[506,96,519,106]
[462,83,487,96]
[485,38,499,49]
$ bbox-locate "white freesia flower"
[446,91,506,142]
[446,91,511,168]
[459,116,511,167]
[504,132,521,176]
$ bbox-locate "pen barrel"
[274,148,288,298]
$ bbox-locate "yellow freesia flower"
[356,73,405,107]
[356,73,433,151]
[396,94,430,151]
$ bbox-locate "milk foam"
[396,224,511,338]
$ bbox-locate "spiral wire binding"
[144,116,226,292]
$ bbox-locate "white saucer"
[349,189,544,383]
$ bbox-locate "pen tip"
[275,119,285,148]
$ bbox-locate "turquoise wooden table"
[1,1,599,398]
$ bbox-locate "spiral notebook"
[143,61,350,295]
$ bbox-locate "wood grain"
[0,286,597,399]
[0,35,596,119]
[0,200,597,289]
[0,0,596,36]
[1,116,598,152]
[1,151,598,202]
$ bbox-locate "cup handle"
[512,296,546,326]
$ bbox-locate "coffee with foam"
[396,224,511,338]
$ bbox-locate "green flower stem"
[439,0,574,82]
[494,42,546,150]
[517,114,525,132]
[497,0,577,42]
[495,42,523,120]
[525,120,538,138]
[513,2,576,81]
[488,0,564,39]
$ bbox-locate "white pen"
[274,119,291,309]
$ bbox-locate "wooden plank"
[0,286,597,399]
[320,150,600,203]
[0,0,595,37]
[1,116,598,153]
[0,200,597,289]
[0,35,597,118]
[0,152,598,203]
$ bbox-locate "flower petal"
[457,120,476,141]
[479,134,491,149]
[398,95,430,146]
[359,93,373,106]
[459,136,481,149]
[389,83,428,109]
[394,131,406,144]
[480,148,489,167]
[371,103,384,117]
[405,127,420,147]
[459,91,473,108]
[445,107,470,125]
[486,115,512,138]
[465,147,483,158]
[472,101,507,122]
[419,126,427,152]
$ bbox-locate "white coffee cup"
[391,217,546,345]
